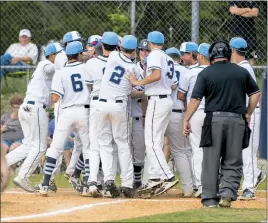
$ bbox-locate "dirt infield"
[1,188,266,222]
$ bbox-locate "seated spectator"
[0,29,38,77]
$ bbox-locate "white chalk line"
[1,199,128,222]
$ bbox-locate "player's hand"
[1,125,8,133]
[11,57,20,65]
[183,120,192,136]
[126,72,139,86]
[245,113,251,126]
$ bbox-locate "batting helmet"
[208,41,231,62]
[138,39,149,51]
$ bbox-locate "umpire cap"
[208,41,231,62]
[138,39,149,51]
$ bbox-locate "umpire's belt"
[212,112,242,118]
[27,101,46,109]
[148,95,168,100]
[172,109,183,113]
[99,98,123,103]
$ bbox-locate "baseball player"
[86,35,102,58]
[38,41,90,196]
[180,42,199,69]
[130,39,149,189]
[128,31,179,196]
[229,37,266,200]
[178,43,211,198]
[165,47,194,198]
[6,43,63,192]
[96,35,140,198]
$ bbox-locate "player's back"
[53,62,90,108]
[145,49,177,96]
[238,60,256,81]
[99,51,138,101]
[85,55,108,98]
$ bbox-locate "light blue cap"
[229,37,247,51]
[180,42,198,53]
[63,31,82,44]
[101,32,119,46]
[165,47,181,56]
[121,35,137,50]
[65,41,85,55]
[87,35,102,46]
[44,42,63,56]
[198,43,211,57]
[147,31,165,44]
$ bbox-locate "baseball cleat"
[38,184,49,197]
[120,186,135,198]
[89,185,102,198]
[255,171,266,189]
[238,189,256,200]
[154,177,179,196]
[13,176,36,193]
[105,180,120,198]
[34,179,57,192]
[134,181,142,190]
[101,190,112,198]
[136,179,163,196]
[64,173,71,180]
[69,176,83,193]
[178,191,194,198]
[219,197,232,208]
[193,189,202,198]
[81,186,92,197]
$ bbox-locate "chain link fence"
[0,1,267,65]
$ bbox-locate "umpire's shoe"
[120,187,135,198]
[105,180,120,198]
[154,177,179,196]
[13,176,36,193]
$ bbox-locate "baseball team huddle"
[5,29,266,201]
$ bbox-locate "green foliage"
[108,9,130,36]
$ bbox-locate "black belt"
[92,97,99,100]
[134,117,140,121]
[99,98,123,103]
[84,105,90,108]
[148,95,168,100]
[27,101,46,109]
[172,109,183,113]
[137,99,142,103]
[212,112,242,118]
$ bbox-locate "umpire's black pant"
[201,113,245,206]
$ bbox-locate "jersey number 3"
[109,66,125,85]
[71,74,83,92]
[166,60,174,79]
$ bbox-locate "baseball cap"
[138,39,149,50]
[147,31,164,44]
[87,35,102,47]
[198,43,211,57]
[180,42,198,53]
[19,29,31,37]
[229,37,247,52]
[65,41,86,55]
[165,47,181,56]
[121,35,137,50]
[44,42,63,56]
[63,31,83,44]
[101,32,119,46]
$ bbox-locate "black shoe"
[97,184,103,191]
[105,180,120,198]
[219,197,232,208]
[134,181,142,190]
[120,186,135,198]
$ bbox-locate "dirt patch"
[1,189,266,222]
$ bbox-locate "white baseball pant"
[97,100,133,188]
[166,111,194,193]
[145,96,174,180]
[242,108,261,192]
[189,109,205,191]
[6,103,48,179]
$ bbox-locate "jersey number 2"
[109,66,125,85]
[166,60,174,79]
[71,74,83,92]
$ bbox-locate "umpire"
[183,41,260,208]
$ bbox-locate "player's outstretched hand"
[126,72,138,86]
[183,120,192,136]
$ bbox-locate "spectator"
[0,29,38,77]
[228,1,260,65]
[1,95,24,154]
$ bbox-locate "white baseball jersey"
[188,63,199,69]
[85,55,108,98]
[51,62,90,108]
[130,61,145,117]
[178,65,208,109]
[54,50,68,71]
[171,63,188,110]
[24,60,55,107]
[145,48,177,96]
[6,42,38,64]
[99,51,139,101]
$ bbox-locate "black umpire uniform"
[187,41,260,208]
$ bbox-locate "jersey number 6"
[166,60,174,79]
[71,74,83,92]
[109,66,125,85]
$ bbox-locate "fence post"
[191,0,199,43]
[130,0,136,35]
